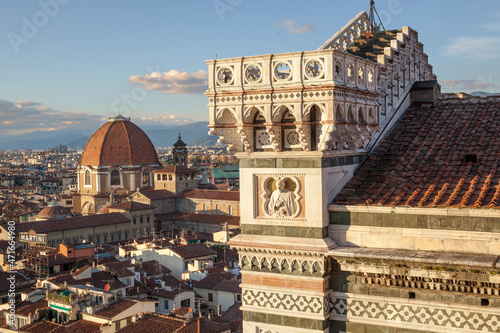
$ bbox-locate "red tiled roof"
[172,306,190,317]
[93,298,137,319]
[15,299,49,317]
[169,244,217,259]
[194,273,236,291]
[14,213,130,233]
[138,189,175,200]
[154,213,240,226]
[335,99,500,208]
[177,316,231,333]
[178,189,239,201]
[19,320,60,332]
[141,260,171,276]
[81,119,159,166]
[116,312,187,333]
[153,166,196,174]
[99,201,155,214]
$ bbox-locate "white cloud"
[440,79,500,93]
[129,69,208,94]
[17,100,41,108]
[442,36,500,59]
[0,99,104,136]
[277,18,316,34]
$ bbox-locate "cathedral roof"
[335,97,500,208]
[81,117,159,166]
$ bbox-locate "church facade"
[208,10,500,333]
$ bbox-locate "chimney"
[208,311,212,320]
[132,313,138,323]
[217,305,221,317]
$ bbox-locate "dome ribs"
[80,119,159,167]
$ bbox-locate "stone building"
[73,115,160,215]
[208,9,500,333]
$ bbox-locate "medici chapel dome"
[80,115,159,166]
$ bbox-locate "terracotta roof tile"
[14,213,130,234]
[335,99,500,208]
[177,189,239,201]
[116,312,186,333]
[93,298,137,319]
[81,119,159,166]
[169,244,217,259]
[154,213,240,226]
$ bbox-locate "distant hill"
[470,91,499,97]
[0,121,217,150]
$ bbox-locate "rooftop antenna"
[369,0,386,33]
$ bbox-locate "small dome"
[81,117,159,166]
[37,199,72,220]
[173,132,187,150]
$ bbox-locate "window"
[127,317,132,325]
[115,321,121,330]
[117,233,121,241]
[216,204,220,215]
[162,174,167,180]
[208,293,213,302]
[140,217,143,224]
[157,174,161,181]
[103,235,107,243]
[164,300,169,309]
[408,292,415,299]
[236,294,241,302]
[84,170,91,186]
[180,299,190,308]
[481,298,489,306]
[110,233,114,241]
[229,205,233,216]
[203,204,207,214]
[143,168,150,184]
[147,216,150,223]
[110,170,120,186]
[133,217,136,225]
[96,235,100,244]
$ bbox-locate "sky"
[1,0,499,137]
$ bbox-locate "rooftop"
[334,98,500,209]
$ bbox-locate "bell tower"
[206,8,435,331]
[172,132,187,167]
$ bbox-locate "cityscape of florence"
[1,1,500,332]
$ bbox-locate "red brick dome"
[81,116,159,166]
[37,199,72,220]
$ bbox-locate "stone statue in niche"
[268,177,295,217]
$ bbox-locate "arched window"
[110,170,121,186]
[169,174,172,180]
[309,105,322,151]
[281,109,297,151]
[162,174,168,180]
[84,170,91,186]
[157,174,161,181]
[253,111,267,151]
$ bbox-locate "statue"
[268,178,295,217]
